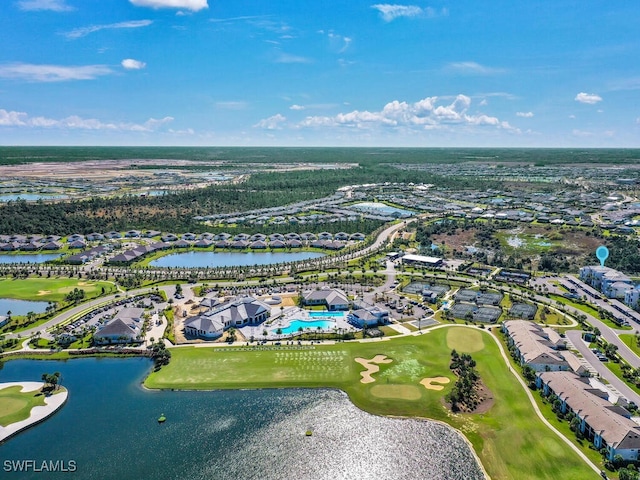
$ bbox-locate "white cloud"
[64,20,153,39]
[274,53,312,64]
[326,32,352,53]
[17,0,73,11]
[446,61,506,75]
[572,129,593,137]
[121,58,146,70]
[0,63,112,82]
[296,94,519,133]
[129,0,208,11]
[0,109,27,126]
[575,92,602,104]
[516,111,534,118]
[254,114,286,130]
[290,105,305,111]
[371,4,446,22]
[0,108,174,132]
[216,101,248,110]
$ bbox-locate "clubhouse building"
[184,296,271,340]
[94,308,144,345]
[302,288,350,311]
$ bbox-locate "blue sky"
[0,0,639,147]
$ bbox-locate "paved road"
[566,329,640,406]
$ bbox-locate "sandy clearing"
[355,355,392,384]
[420,377,451,391]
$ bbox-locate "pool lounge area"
[270,308,350,336]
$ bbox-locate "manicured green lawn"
[0,385,47,427]
[146,326,597,480]
[0,277,114,303]
[619,334,640,357]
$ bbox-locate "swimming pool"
[309,311,345,319]
[274,319,334,335]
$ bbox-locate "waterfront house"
[194,239,213,248]
[41,241,63,250]
[249,240,268,249]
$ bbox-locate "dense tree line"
[606,236,640,274]
[0,163,497,234]
[2,146,639,166]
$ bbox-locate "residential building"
[537,371,640,461]
[502,320,569,371]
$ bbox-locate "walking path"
[0,382,68,443]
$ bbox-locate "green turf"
[0,385,47,427]
[0,278,114,303]
[619,334,640,357]
[146,326,598,480]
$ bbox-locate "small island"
[0,375,68,443]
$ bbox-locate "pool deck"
[240,307,353,339]
[0,382,68,443]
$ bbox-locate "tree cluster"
[446,349,481,412]
[151,341,171,370]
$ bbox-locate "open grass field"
[0,385,47,427]
[145,326,597,480]
[0,278,114,303]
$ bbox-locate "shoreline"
[0,382,68,443]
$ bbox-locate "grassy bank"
[145,326,597,480]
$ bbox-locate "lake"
[0,298,50,316]
[0,194,67,202]
[149,251,326,268]
[350,202,414,217]
[0,358,485,480]
[0,254,61,264]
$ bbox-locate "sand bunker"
[36,290,51,296]
[420,377,451,391]
[355,355,392,384]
